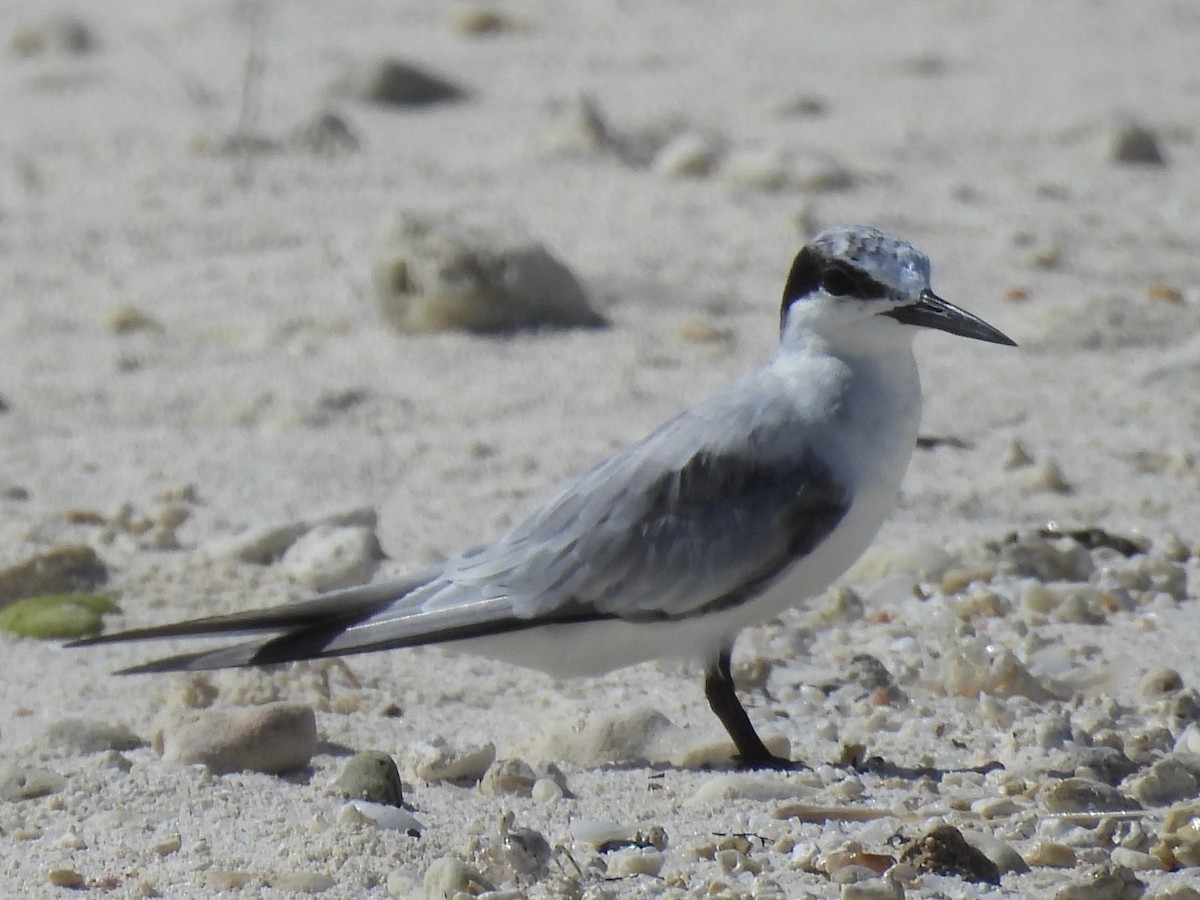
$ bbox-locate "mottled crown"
[781,226,933,327]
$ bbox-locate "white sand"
[2,1,1199,896]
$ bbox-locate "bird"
[71,226,1015,770]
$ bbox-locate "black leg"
[704,646,799,770]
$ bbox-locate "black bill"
[884,289,1016,346]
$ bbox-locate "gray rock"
[1111,122,1166,165]
[334,59,465,106]
[372,211,604,334]
[334,751,404,806]
[153,702,317,774]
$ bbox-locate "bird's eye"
[820,266,854,296]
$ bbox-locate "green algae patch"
[0,594,120,639]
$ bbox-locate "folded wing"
[71,381,851,673]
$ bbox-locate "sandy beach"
[2,1,1200,896]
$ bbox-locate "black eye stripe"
[780,248,891,330]
[821,261,887,299]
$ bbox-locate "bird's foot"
[734,750,807,772]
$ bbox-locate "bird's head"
[780,226,1015,349]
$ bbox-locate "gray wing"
[71,378,850,671]
[422,394,851,623]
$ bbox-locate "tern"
[72,226,1015,769]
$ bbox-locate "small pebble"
[47,869,85,888]
[1004,440,1035,469]
[899,824,1000,885]
[1111,121,1167,165]
[334,58,466,106]
[1053,864,1146,900]
[530,777,563,804]
[939,637,1057,701]
[961,830,1030,875]
[480,757,537,797]
[373,211,603,334]
[1024,459,1073,494]
[1174,723,1200,755]
[448,6,524,35]
[1146,283,1185,304]
[840,877,905,900]
[603,847,664,877]
[751,877,787,900]
[823,847,894,877]
[1029,243,1065,269]
[153,702,317,774]
[1026,841,1077,868]
[334,751,404,806]
[537,707,682,767]
[1152,801,1200,867]
[999,531,1094,581]
[716,847,761,876]
[411,738,495,783]
[1123,728,1174,764]
[1108,847,1164,871]
[279,524,383,591]
[1125,756,1198,805]
[0,545,108,603]
[1040,778,1141,814]
[106,305,164,333]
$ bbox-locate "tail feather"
[67,576,435,673]
[69,569,615,675]
[70,579,419,647]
